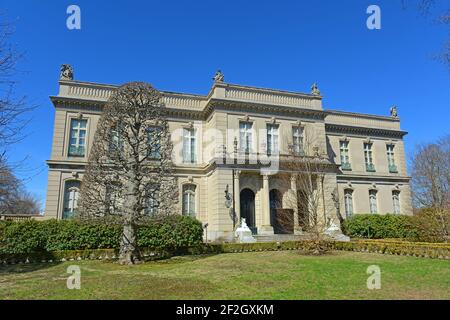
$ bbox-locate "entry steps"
[253,234,311,243]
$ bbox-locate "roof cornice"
[325,123,408,138]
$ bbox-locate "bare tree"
[0,158,20,214]
[411,134,449,241]
[0,17,33,159]
[402,0,450,68]
[79,82,177,265]
[0,158,40,215]
[0,16,37,214]
[411,135,449,209]
[277,134,338,254]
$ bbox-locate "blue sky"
[2,0,449,208]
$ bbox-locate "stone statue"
[213,70,224,82]
[311,82,321,95]
[234,218,256,243]
[390,105,398,118]
[60,64,74,80]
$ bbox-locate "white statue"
[234,218,256,243]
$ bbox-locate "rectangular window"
[266,124,279,155]
[68,119,87,157]
[292,126,304,155]
[182,184,196,217]
[239,122,253,153]
[344,189,354,218]
[386,144,398,173]
[340,140,351,170]
[369,190,378,214]
[392,190,401,214]
[146,184,160,216]
[364,143,375,172]
[183,128,196,163]
[148,126,162,159]
[109,124,124,154]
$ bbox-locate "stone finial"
[390,105,398,118]
[311,82,321,95]
[213,70,224,82]
[60,64,74,80]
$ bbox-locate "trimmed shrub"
[343,214,418,240]
[45,219,122,251]
[0,215,204,254]
[137,215,204,250]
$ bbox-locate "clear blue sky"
[2,0,449,208]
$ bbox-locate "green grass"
[0,251,449,299]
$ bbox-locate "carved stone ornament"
[390,105,398,118]
[213,70,224,82]
[311,82,321,95]
[60,64,74,80]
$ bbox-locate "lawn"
[0,251,449,299]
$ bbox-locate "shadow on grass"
[0,261,62,274]
[141,253,220,265]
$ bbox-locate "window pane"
[63,180,81,219]
[182,184,196,216]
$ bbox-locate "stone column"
[259,174,274,235]
[290,174,302,234]
[233,170,241,226]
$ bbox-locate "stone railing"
[224,86,320,109]
[326,111,400,130]
[60,81,115,101]
[59,80,206,109]
[161,93,205,110]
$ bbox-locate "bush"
[343,214,418,240]
[137,215,204,250]
[0,215,204,254]
[409,208,450,243]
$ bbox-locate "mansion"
[44,66,412,242]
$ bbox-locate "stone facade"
[44,69,412,242]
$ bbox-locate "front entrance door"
[240,188,256,234]
[270,189,294,234]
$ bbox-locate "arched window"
[182,184,196,217]
[369,190,378,214]
[63,180,81,219]
[344,189,354,218]
[392,190,401,214]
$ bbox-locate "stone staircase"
[254,233,311,243]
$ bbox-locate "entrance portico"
[234,170,304,236]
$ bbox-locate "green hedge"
[137,215,204,250]
[342,214,418,240]
[2,239,448,264]
[0,215,203,254]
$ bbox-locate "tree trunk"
[119,222,141,265]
